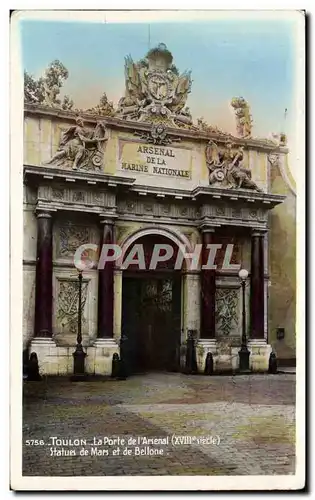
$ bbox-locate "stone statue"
[231,97,253,138]
[24,60,73,110]
[24,71,44,103]
[116,43,193,128]
[61,95,74,111]
[45,117,107,171]
[84,92,115,117]
[205,140,262,191]
[42,83,60,107]
[270,132,287,146]
[226,145,262,190]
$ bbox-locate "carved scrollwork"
[73,191,85,203]
[215,206,225,216]
[232,208,242,218]
[93,192,104,205]
[144,204,154,213]
[179,206,188,216]
[162,205,171,214]
[57,280,88,334]
[126,201,136,211]
[215,288,239,336]
[52,188,64,200]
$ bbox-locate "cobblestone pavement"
[23,373,296,476]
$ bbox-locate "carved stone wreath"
[134,123,181,146]
[59,225,90,257]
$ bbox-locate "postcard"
[10,9,305,491]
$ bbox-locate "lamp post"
[238,268,251,373]
[71,266,86,380]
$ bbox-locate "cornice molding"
[24,164,136,187]
[24,104,289,154]
[24,164,286,210]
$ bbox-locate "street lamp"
[71,263,86,380]
[238,268,251,373]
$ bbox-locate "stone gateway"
[23,43,296,375]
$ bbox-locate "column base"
[30,337,58,375]
[93,337,118,346]
[91,338,119,376]
[248,339,272,372]
[195,338,272,373]
[29,337,120,376]
[196,339,239,373]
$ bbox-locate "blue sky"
[18,14,300,173]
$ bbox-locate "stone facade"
[23,44,296,375]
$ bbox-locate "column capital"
[99,218,115,226]
[36,211,53,219]
[114,267,123,275]
[199,225,216,234]
[182,270,200,277]
[99,212,118,223]
[252,229,267,237]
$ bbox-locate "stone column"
[34,212,53,338]
[113,268,123,341]
[182,272,200,335]
[97,220,114,338]
[250,231,265,339]
[200,228,216,339]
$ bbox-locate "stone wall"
[23,186,37,348]
[23,110,272,193]
[269,153,296,360]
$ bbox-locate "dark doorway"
[122,274,181,373]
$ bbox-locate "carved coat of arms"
[117,43,193,128]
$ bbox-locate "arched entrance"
[121,232,185,373]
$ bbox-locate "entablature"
[24,164,285,231]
